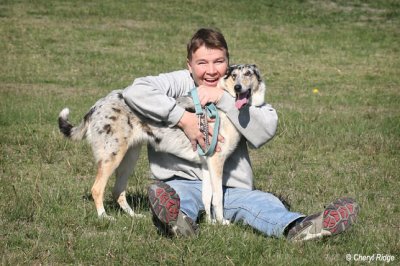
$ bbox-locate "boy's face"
[187,45,228,87]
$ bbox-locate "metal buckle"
[197,111,209,146]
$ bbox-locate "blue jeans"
[165,178,305,238]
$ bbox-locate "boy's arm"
[122,70,194,127]
[217,92,278,148]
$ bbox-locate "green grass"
[1,0,399,264]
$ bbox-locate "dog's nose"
[234,84,242,92]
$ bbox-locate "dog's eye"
[231,73,237,80]
[244,71,252,76]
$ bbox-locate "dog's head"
[219,64,266,109]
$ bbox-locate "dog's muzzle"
[234,84,242,93]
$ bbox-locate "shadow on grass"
[82,190,150,214]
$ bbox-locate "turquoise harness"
[189,88,220,156]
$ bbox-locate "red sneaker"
[148,181,199,237]
[287,197,359,241]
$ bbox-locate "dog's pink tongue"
[235,93,248,109]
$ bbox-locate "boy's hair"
[187,28,229,61]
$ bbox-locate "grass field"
[1,0,399,264]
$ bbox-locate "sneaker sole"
[171,211,199,237]
[148,181,180,225]
[322,197,359,235]
[288,197,359,241]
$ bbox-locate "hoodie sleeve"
[216,91,278,148]
[122,70,195,127]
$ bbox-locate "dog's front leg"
[201,164,213,223]
[207,156,230,225]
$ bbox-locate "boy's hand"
[196,85,224,106]
[178,111,224,152]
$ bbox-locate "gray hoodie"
[123,70,278,190]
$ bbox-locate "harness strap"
[189,88,220,156]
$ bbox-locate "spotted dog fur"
[58,64,266,223]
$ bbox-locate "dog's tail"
[58,108,90,140]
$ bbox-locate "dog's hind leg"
[92,150,127,220]
[113,145,144,218]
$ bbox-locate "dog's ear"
[250,65,266,107]
[251,80,266,107]
[225,65,237,79]
[250,64,263,82]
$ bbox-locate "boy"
[123,28,358,241]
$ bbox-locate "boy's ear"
[187,59,192,74]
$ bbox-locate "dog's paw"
[132,213,145,218]
[205,216,217,224]
[176,96,195,112]
[122,207,145,218]
[211,218,230,225]
[210,219,218,225]
[99,213,116,221]
[222,219,231,226]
